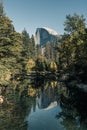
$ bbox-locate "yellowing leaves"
[50,81,57,88]
[50,61,58,71]
[37,55,45,62]
[28,87,36,97]
[26,59,36,72]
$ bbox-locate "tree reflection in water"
[56,84,87,130]
[0,76,87,130]
[0,78,36,130]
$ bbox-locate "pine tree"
[0,0,5,16]
[0,14,23,80]
[22,28,31,58]
[59,13,87,82]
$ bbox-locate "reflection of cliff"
[37,86,58,109]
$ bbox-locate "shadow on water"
[0,75,87,130]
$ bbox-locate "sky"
[3,0,87,36]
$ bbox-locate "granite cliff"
[35,27,60,47]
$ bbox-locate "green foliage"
[35,55,47,71]
[64,13,86,34]
[0,0,5,16]
[0,64,11,85]
[0,15,24,81]
[0,2,87,85]
[58,13,87,82]
[22,29,35,59]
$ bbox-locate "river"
[0,76,87,130]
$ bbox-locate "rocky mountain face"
[35,27,60,47]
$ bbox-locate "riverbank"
[23,71,59,80]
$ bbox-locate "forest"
[1,1,87,130]
[0,2,87,87]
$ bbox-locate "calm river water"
[0,76,87,130]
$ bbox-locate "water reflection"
[25,78,69,130]
[57,85,87,130]
[0,76,87,130]
[0,78,32,130]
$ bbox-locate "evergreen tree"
[22,28,31,58]
[59,13,87,82]
[30,34,36,59]
[22,29,35,59]
[0,15,23,80]
[0,0,5,16]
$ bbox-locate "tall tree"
[30,34,36,59]
[0,0,5,16]
[64,13,86,34]
[59,13,87,79]
[0,15,23,78]
[22,28,31,58]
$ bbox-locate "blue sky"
[4,0,87,36]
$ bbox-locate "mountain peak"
[42,27,58,36]
[35,27,60,46]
